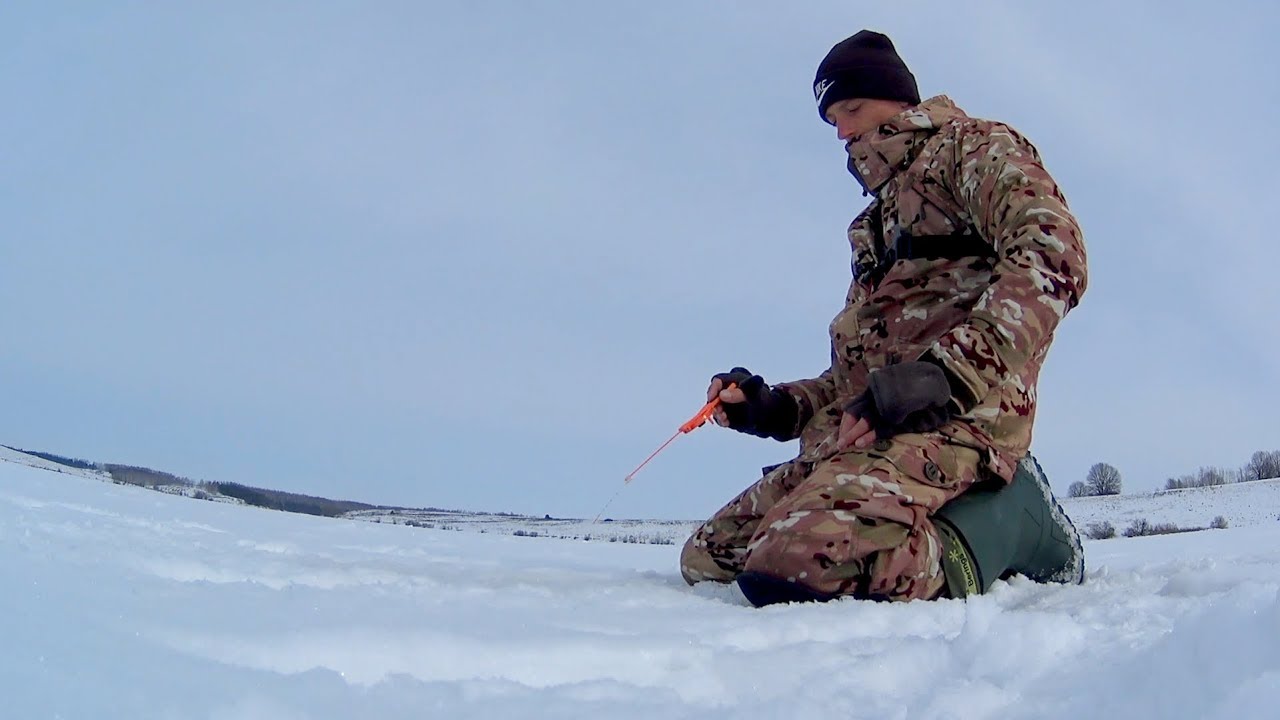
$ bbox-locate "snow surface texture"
[4,458,1280,719]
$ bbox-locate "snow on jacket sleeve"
[925,121,1088,414]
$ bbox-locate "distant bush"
[607,534,676,545]
[1123,518,1189,537]
[1084,521,1116,540]
[1121,518,1232,537]
[1123,519,1148,537]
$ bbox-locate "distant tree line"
[3,446,99,471]
[206,481,377,517]
[1067,450,1280,498]
[1164,450,1280,490]
[8,444,393,519]
[1164,467,1231,490]
[103,463,196,488]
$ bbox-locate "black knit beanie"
[813,30,920,123]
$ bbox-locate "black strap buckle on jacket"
[864,230,996,287]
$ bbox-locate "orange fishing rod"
[592,384,734,523]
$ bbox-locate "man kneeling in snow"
[681,30,1088,606]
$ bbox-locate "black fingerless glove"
[712,367,799,442]
[844,361,953,439]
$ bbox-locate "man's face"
[824,98,911,143]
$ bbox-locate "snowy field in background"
[341,476,1280,546]
[4,457,1280,719]
[1064,478,1280,530]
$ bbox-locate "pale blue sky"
[3,2,1278,519]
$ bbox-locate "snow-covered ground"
[4,456,1280,719]
[343,506,695,545]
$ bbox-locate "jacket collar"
[845,95,967,195]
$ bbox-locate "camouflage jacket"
[776,95,1087,482]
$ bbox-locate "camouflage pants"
[681,433,984,601]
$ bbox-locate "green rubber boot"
[935,455,1084,597]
